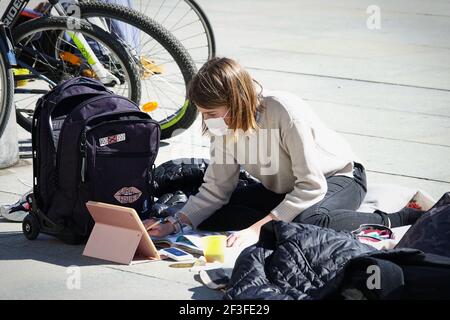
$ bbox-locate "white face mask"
[204,109,230,136]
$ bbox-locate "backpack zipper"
[50,77,110,101]
[96,151,154,157]
[85,118,158,135]
[84,111,151,129]
[80,130,87,183]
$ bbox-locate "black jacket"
[225,193,450,300]
[148,158,259,218]
[152,158,259,198]
[224,222,375,300]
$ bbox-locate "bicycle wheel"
[12,16,140,132]
[77,1,199,139]
[130,0,216,67]
[0,39,14,139]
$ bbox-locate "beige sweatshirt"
[180,90,362,228]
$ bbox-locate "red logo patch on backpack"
[99,133,126,147]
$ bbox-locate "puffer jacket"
[152,158,259,197]
[148,158,259,218]
[152,158,211,198]
[224,222,375,300]
[225,193,450,300]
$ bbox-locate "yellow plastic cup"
[202,235,227,263]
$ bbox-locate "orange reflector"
[141,101,159,112]
[60,52,82,66]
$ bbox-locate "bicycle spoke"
[178,31,206,42]
[171,18,201,33]
[168,7,192,31]
[146,76,164,109]
[184,45,209,51]
[153,0,166,20]
[150,77,184,96]
[159,0,182,26]
[151,80,184,108]
[146,7,193,55]
[143,0,152,17]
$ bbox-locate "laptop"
[83,201,161,265]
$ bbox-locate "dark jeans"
[198,163,389,232]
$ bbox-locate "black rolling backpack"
[24,77,161,244]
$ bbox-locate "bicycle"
[72,0,201,139]
[0,23,14,138]
[4,0,141,132]
[6,0,199,139]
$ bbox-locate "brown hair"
[187,57,264,135]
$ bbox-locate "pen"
[146,218,165,231]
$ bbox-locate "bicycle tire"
[131,0,216,64]
[77,1,198,140]
[0,41,14,139]
[12,16,141,132]
[184,0,216,60]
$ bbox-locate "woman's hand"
[143,218,175,238]
[226,226,260,248]
[226,213,276,247]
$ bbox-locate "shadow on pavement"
[0,229,111,268]
[189,286,224,300]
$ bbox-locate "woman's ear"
[224,113,232,126]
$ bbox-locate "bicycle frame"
[0,22,15,136]
[0,23,16,67]
[2,0,120,88]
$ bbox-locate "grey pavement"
[1,0,450,299]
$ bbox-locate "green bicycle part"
[67,31,97,66]
[160,99,190,130]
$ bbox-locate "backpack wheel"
[22,213,40,240]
